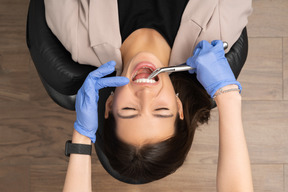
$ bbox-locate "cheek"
[161,88,177,102]
[160,93,178,111]
[120,68,129,78]
[114,85,126,98]
[113,86,130,108]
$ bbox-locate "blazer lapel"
[170,0,218,66]
[89,0,123,74]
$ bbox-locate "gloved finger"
[188,68,196,74]
[211,40,226,52]
[211,40,223,47]
[202,40,214,50]
[193,47,201,56]
[211,40,226,57]
[195,40,211,50]
[186,56,197,69]
[95,76,130,90]
[194,40,204,50]
[89,61,116,79]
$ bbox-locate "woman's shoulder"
[44,0,121,69]
[170,0,252,66]
[44,0,83,61]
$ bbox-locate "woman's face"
[105,52,184,146]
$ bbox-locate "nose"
[135,87,159,105]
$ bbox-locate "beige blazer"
[44,0,252,75]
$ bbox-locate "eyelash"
[122,107,169,111]
[122,107,136,110]
[155,108,169,111]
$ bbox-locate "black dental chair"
[26,0,248,184]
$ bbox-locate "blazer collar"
[88,0,217,48]
[88,0,218,69]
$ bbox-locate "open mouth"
[132,67,159,84]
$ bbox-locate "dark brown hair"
[102,72,211,183]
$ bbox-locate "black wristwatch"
[65,140,92,157]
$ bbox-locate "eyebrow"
[116,113,174,119]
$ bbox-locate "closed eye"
[154,108,173,118]
[118,107,139,119]
[122,107,136,110]
[155,108,169,111]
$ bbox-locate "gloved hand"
[74,61,129,143]
[186,40,241,97]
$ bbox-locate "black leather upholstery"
[226,28,248,79]
[27,0,96,110]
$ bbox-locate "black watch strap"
[65,140,92,157]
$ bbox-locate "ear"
[105,95,114,119]
[176,96,184,120]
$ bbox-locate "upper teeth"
[134,78,156,83]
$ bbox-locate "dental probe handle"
[171,65,193,72]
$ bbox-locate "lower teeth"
[134,78,156,83]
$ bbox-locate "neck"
[120,28,171,69]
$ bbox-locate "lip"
[131,62,159,86]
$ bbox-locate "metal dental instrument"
[147,41,228,80]
[147,65,193,79]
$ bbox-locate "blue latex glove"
[186,40,242,97]
[74,61,129,143]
